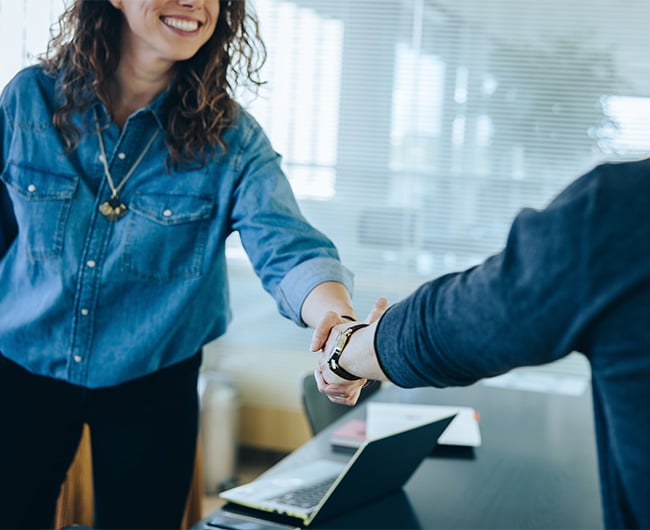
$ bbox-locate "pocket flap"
[1,162,78,200]
[129,192,214,225]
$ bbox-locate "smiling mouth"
[161,16,201,32]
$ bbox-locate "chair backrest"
[300,374,381,436]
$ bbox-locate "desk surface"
[205,381,603,529]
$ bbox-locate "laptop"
[218,414,455,527]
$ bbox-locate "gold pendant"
[99,197,128,221]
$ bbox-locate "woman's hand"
[314,297,389,406]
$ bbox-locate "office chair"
[54,423,203,529]
[300,373,381,436]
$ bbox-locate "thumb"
[365,297,389,324]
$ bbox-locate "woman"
[0,1,364,528]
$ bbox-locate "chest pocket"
[0,162,78,259]
[121,192,214,281]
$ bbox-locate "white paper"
[365,402,482,447]
[482,371,588,396]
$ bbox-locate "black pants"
[0,352,201,530]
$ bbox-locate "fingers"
[314,369,363,406]
[310,299,388,405]
[310,311,343,352]
[311,299,389,353]
[311,299,388,352]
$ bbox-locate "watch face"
[334,330,351,353]
[328,355,340,371]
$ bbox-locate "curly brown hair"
[42,0,266,168]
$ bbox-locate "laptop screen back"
[220,414,455,526]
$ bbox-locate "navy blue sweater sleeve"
[375,169,597,388]
[377,159,650,529]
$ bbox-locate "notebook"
[330,404,481,452]
[219,414,455,526]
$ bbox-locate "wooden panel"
[238,403,311,452]
[54,425,94,529]
[54,424,203,529]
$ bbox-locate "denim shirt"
[0,65,353,388]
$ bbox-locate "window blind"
[3,0,649,377]
[223,0,650,378]
[0,0,65,89]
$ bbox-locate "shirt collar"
[88,85,170,132]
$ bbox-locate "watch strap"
[327,323,368,381]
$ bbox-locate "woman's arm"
[0,179,17,260]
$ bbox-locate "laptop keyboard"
[268,476,337,509]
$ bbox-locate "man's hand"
[315,298,389,406]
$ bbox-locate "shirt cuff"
[374,301,415,387]
[277,257,354,326]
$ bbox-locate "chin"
[162,45,204,63]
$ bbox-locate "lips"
[161,16,201,32]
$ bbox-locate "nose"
[177,0,203,7]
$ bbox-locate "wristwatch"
[327,323,368,380]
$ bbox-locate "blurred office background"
[3,0,650,379]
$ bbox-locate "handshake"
[310,297,390,406]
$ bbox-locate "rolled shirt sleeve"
[230,111,353,325]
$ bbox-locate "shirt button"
[73,355,83,363]
[81,308,90,316]
[118,152,126,160]
[86,260,97,268]
[27,184,36,192]
[163,209,173,217]
[98,154,105,162]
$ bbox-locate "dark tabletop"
[202,380,603,530]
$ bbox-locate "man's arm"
[318,168,599,402]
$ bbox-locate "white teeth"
[162,17,199,32]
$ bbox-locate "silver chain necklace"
[95,117,160,222]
